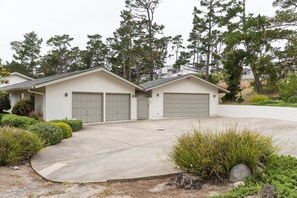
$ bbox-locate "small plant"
[12,99,34,116]
[28,122,64,146]
[28,111,44,121]
[0,127,44,165]
[50,119,83,132]
[251,94,268,103]
[170,127,278,181]
[50,122,73,139]
[0,93,11,113]
[1,114,38,129]
[215,155,297,198]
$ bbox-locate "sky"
[0,0,276,62]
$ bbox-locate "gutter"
[28,89,45,96]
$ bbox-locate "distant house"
[242,67,254,80]
[0,72,33,88]
[157,65,205,79]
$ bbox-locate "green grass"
[213,155,297,198]
[252,100,297,108]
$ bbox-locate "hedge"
[50,122,73,139]
[50,119,83,132]
[1,114,38,129]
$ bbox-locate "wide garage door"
[72,92,103,123]
[164,93,209,117]
[106,94,130,121]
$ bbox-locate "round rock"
[229,164,252,183]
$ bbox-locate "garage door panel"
[164,93,209,117]
[72,92,103,123]
[106,94,130,122]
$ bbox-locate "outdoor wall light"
[157,93,159,97]
[213,94,216,98]
[132,94,135,98]
[65,92,68,97]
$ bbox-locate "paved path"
[31,117,297,183]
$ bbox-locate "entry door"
[106,94,130,121]
[137,96,149,119]
[72,92,103,123]
[163,93,209,117]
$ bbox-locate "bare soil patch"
[0,164,232,198]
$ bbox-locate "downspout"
[28,89,45,96]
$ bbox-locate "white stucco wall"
[45,71,137,122]
[149,77,219,119]
[8,90,31,112]
[0,74,31,88]
[217,105,297,122]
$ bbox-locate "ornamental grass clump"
[170,127,279,181]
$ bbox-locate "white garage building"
[0,67,228,123]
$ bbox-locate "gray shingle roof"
[0,67,100,91]
[140,74,229,93]
[140,75,186,90]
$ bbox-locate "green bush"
[50,119,83,132]
[28,122,64,146]
[0,127,44,165]
[0,93,11,113]
[253,99,297,107]
[170,127,278,181]
[251,94,269,103]
[50,122,72,139]
[12,99,34,116]
[1,114,38,129]
[279,74,297,101]
[288,95,297,103]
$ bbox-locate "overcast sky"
[0,0,276,62]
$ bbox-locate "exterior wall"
[0,74,31,88]
[149,77,219,119]
[45,71,137,121]
[8,90,31,112]
[217,105,297,122]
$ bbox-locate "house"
[0,72,33,88]
[242,67,254,80]
[157,65,205,79]
[0,67,228,123]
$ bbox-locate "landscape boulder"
[229,164,252,183]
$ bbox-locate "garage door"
[164,93,209,117]
[72,92,103,123]
[106,94,130,121]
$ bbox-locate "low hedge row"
[0,114,82,146]
[50,119,83,132]
[1,114,38,129]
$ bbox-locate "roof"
[0,67,143,91]
[140,74,229,93]
[10,72,34,80]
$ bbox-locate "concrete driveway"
[31,117,297,183]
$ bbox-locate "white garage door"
[106,94,130,121]
[164,93,209,117]
[72,92,103,123]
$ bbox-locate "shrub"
[1,114,38,129]
[50,119,83,132]
[278,74,297,101]
[170,127,278,181]
[0,127,44,165]
[28,111,44,121]
[251,94,268,103]
[50,122,72,139]
[12,99,34,116]
[0,93,11,113]
[288,95,297,104]
[28,122,64,146]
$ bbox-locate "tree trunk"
[251,66,263,94]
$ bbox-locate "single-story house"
[0,67,228,123]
